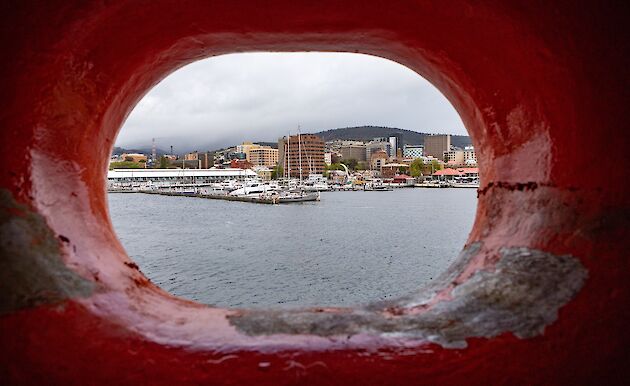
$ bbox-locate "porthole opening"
[107,52,477,309]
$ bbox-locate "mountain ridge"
[312,126,471,148]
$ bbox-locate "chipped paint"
[0,190,94,314]
[228,245,587,348]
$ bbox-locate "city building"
[230,159,253,169]
[424,134,451,160]
[366,140,391,160]
[381,162,409,178]
[252,166,272,181]
[370,150,389,171]
[121,153,147,163]
[403,144,423,159]
[182,151,213,168]
[249,147,278,168]
[184,151,199,161]
[324,152,333,165]
[444,149,465,164]
[277,137,286,169]
[339,143,367,162]
[463,145,477,165]
[388,134,402,158]
[282,134,325,177]
[236,142,255,156]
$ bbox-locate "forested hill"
[313,126,471,148]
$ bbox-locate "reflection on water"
[108,189,476,308]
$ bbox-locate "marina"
[108,167,479,205]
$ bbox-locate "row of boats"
[109,174,480,203]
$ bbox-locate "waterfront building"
[249,147,278,168]
[283,134,325,178]
[107,168,257,187]
[403,144,423,159]
[339,143,367,162]
[432,167,479,180]
[381,162,409,178]
[424,134,451,160]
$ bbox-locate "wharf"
[111,190,279,204]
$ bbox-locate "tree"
[343,158,358,170]
[271,165,283,180]
[431,160,443,173]
[158,156,168,169]
[410,158,424,177]
[325,163,343,171]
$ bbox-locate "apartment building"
[283,134,325,177]
[249,147,279,168]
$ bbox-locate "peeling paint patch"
[0,189,94,314]
[228,246,587,349]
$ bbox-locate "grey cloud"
[116,52,467,153]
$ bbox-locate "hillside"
[313,126,471,148]
[112,146,169,156]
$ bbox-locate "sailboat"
[277,126,322,202]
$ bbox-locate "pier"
[111,190,281,204]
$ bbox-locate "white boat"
[276,191,320,203]
[452,177,480,188]
[229,181,281,197]
[364,179,393,191]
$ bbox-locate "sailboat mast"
[286,134,290,179]
[298,125,303,181]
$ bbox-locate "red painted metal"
[1,1,628,384]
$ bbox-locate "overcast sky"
[117,52,466,152]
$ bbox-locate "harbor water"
[108,189,477,308]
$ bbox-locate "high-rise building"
[283,134,325,178]
[339,143,367,162]
[277,137,286,169]
[249,147,278,168]
[388,134,402,158]
[424,134,451,160]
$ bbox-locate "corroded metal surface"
[0,190,94,315]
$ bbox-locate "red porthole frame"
[0,1,628,384]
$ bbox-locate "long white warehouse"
[107,168,257,185]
